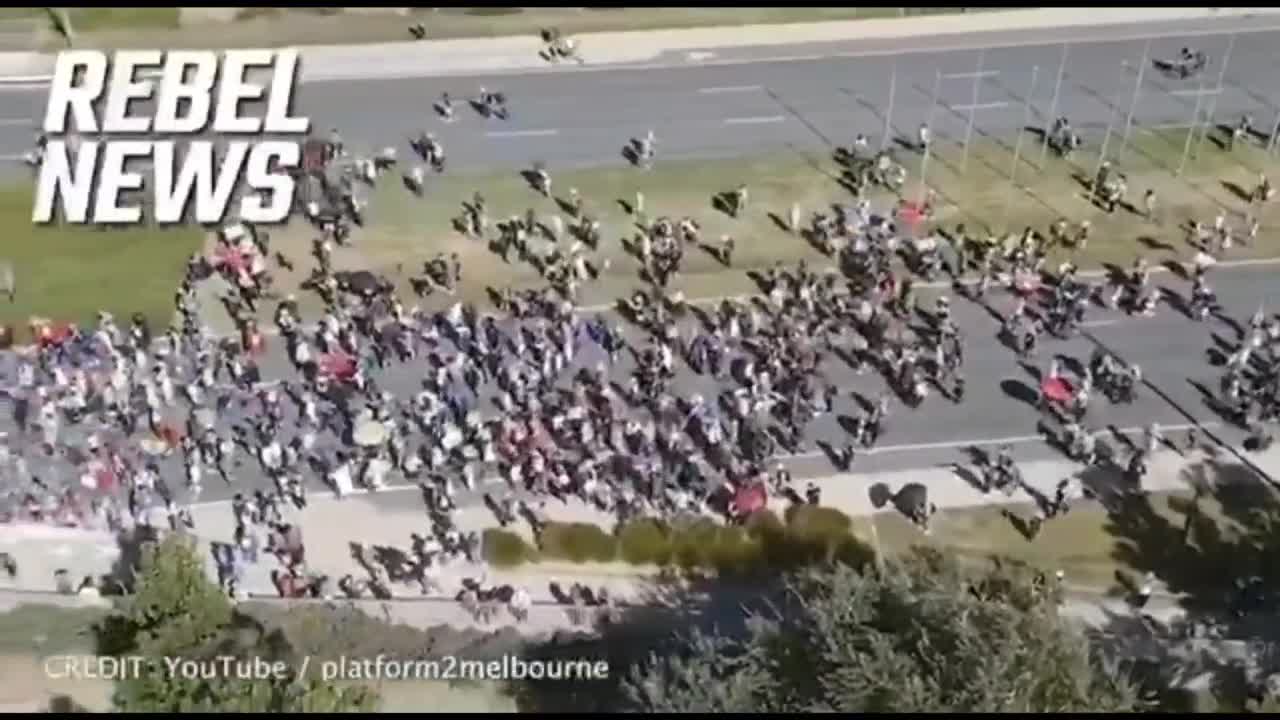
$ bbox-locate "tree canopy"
[94,534,378,713]
[620,549,1141,713]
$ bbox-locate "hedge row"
[480,506,871,576]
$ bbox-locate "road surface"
[0,16,1274,503]
[2,17,1280,172]
[0,258,1270,509]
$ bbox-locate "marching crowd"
[2,79,1279,627]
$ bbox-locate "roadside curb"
[4,8,1280,85]
[0,576,1188,609]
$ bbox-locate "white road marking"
[686,51,717,62]
[941,69,1000,80]
[781,421,1223,461]
[484,129,559,138]
[1169,87,1223,96]
[581,256,1280,313]
[723,115,785,125]
[698,84,762,94]
[186,421,1226,511]
[0,75,53,84]
[1080,318,1124,328]
[950,101,1009,111]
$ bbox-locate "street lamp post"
[918,70,943,206]
[1178,76,1209,176]
[1119,40,1151,161]
[961,49,986,173]
[1194,33,1236,159]
[1039,43,1070,166]
[1093,61,1128,187]
[882,60,898,153]
[1003,66,1040,229]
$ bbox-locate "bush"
[746,505,857,569]
[482,528,537,568]
[539,522,618,563]
[525,506,867,575]
[784,504,852,535]
[744,509,786,541]
[669,518,721,570]
[617,519,671,565]
[709,526,763,577]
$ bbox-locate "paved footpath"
[1,7,1277,82]
[284,7,1280,82]
[181,442,1280,605]
[6,442,1279,638]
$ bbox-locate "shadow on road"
[1000,377,1039,406]
[1089,605,1280,712]
[1103,456,1280,616]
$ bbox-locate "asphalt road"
[0,17,1276,511]
[4,17,1280,172]
[0,260,1270,512]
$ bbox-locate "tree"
[621,548,1141,713]
[94,534,379,713]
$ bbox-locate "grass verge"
[860,467,1272,611]
[0,184,203,343]
[6,122,1276,340]
[481,455,1280,610]
[278,124,1280,317]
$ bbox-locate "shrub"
[669,518,720,570]
[482,528,537,568]
[832,534,874,569]
[617,519,671,565]
[525,506,867,575]
[784,504,853,535]
[709,526,763,577]
[539,522,617,563]
[755,505,857,569]
[744,509,786,541]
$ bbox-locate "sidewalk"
[6,442,1277,587]
[4,444,1278,637]
[285,7,1280,82]
[7,442,1278,602]
[169,445,1280,598]
[2,8,1278,83]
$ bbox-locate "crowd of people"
[1,68,1277,625]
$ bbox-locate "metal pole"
[1120,39,1151,160]
[1039,43,1069,165]
[882,60,897,152]
[1003,65,1039,229]
[1178,76,1207,176]
[1269,111,1280,155]
[1195,33,1236,159]
[918,70,942,206]
[1093,62,1127,185]
[961,48,986,173]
